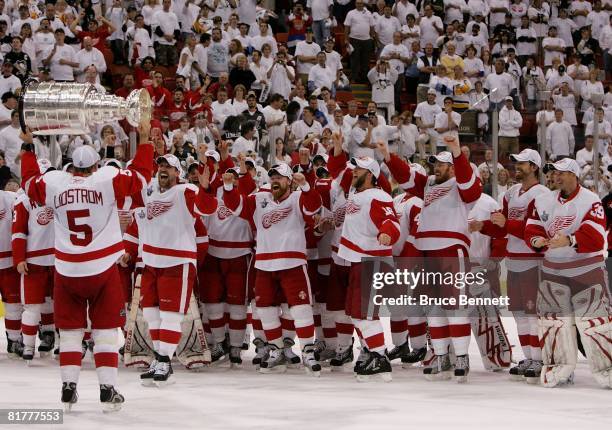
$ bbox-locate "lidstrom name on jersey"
[53,188,104,209]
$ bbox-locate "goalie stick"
[124,274,154,368]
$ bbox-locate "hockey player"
[525,158,612,388]
[382,135,482,382]
[221,162,323,375]
[0,187,22,358]
[134,153,218,386]
[20,124,154,412]
[337,153,401,381]
[478,148,549,381]
[12,159,56,362]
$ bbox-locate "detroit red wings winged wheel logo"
[0,209,5,220]
[36,207,54,225]
[146,201,173,220]
[508,206,527,220]
[424,186,451,207]
[344,201,361,216]
[333,205,347,226]
[546,215,576,237]
[261,207,293,229]
[217,205,234,220]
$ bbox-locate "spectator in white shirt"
[350,114,375,158]
[211,88,236,131]
[0,110,22,176]
[151,0,180,66]
[498,96,523,156]
[44,29,79,82]
[546,109,575,160]
[394,0,419,26]
[267,51,295,100]
[570,0,592,29]
[368,61,398,122]
[478,149,504,172]
[375,4,401,51]
[308,0,333,48]
[231,121,257,157]
[294,29,320,82]
[419,4,444,49]
[484,58,517,108]
[74,36,107,83]
[553,82,578,126]
[585,107,612,154]
[601,15,612,73]
[308,51,337,93]
[414,89,442,154]
[290,107,324,144]
[344,0,375,84]
[542,26,566,66]
[581,68,605,112]
[576,135,596,169]
[434,97,462,149]
[0,62,21,96]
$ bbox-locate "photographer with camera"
[267,51,295,101]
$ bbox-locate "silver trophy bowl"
[19,81,151,135]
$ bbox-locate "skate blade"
[510,374,526,381]
[140,379,157,387]
[25,359,33,366]
[287,362,301,369]
[330,363,353,372]
[424,371,452,381]
[154,379,176,388]
[356,372,392,383]
[63,403,75,414]
[211,356,228,365]
[230,362,243,370]
[454,375,468,383]
[39,351,51,358]
[102,403,123,413]
[524,376,541,385]
[7,353,21,360]
[305,367,321,377]
[259,365,287,374]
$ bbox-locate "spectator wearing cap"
[0,61,20,95]
[0,110,22,175]
[344,0,375,84]
[74,36,106,82]
[546,62,574,92]
[295,27,320,84]
[286,3,312,53]
[150,0,179,66]
[498,95,523,157]
[45,29,79,82]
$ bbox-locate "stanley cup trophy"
[18,80,152,135]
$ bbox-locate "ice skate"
[402,346,427,366]
[386,341,410,362]
[302,344,321,376]
[330,344,354,372]
[210,343,227,364]
[38,331,55,358]
[355,351,392,382]
[7,336,24,359]
[153,356,174,387]
[61,382,78,413]
[259,344,287,374]
[423,354,452,381]
[354,347,370,373]
[454,355,470,383]
[509,359,532,381]
[140,358,158,387]
[229,346,242,368]
[282,338,301,368]
[252,338,268,368]
[22,345,35,364]
[314,340,335,364]
[524,360,543,384]
[100,385,124,413]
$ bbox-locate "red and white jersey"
[525,185,607,276]
[12,193,55,266]
[316,207,333,276]
[21,145,154,277]
[222,184,322,272]
[138,183,217,268]
[392,193,422,257]
[468,194,500,263]
[386,153,481,251]
[0,191,17,269]
[338,187,400,263]
[482,182,550,272]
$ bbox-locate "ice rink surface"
[0,318,610,430]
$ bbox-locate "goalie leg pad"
[539,316,577,387]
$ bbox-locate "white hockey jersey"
[338,187,400,263]
[468,194,500,263]
[392,192,422,257]
[12,193,55,266]
[222,184,322,272]
[525,185,607,276]
[0,191,17,270]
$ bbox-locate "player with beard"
[336,154,401,381]
[382,135,482,382]
[475,149,550,381]
[125,153,217,386]
[221,162,323,375]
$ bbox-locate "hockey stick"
[123,274,151,367]
[186,292,211,366]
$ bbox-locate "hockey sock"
[528,316,542,361]
[205,302,226,345]
[251,303,266,341]
[514,311,532,360]
[407,316,427,350]
[448,314,471,356]
[353,319,386,354]
[257,306,283,348]
[40,297,55,333]
[390,317,409,346]
[142,307,162,351]
[83,330,91,342]
[332,311,354,348]
[199,303,214,345]
[291,304,316,347]
[92,328,119,387]
[227,304,247,347]
[158,311,183,358]
[4,302,23,341]
[313,302,324,341]
[428,315,451,355]
[21,303,42,348]
[59,329,84,384]
[355,327,367,348]
[280,303,296,340]
[321,307,338,350]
